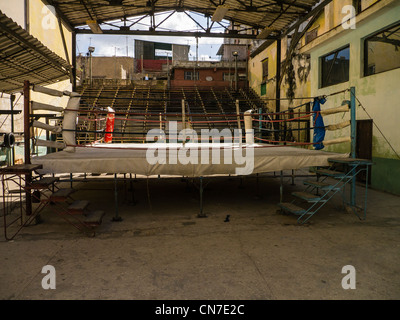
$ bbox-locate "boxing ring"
[1,81,358,239]
[29,84,352,178]
[31,142,348,177]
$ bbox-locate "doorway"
[356,119,373,183]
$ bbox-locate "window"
[320,46,350,88]
[223,73,234,81]
[364,23,400,77]
[305,28,318,45]
[260,82,266,96]
[184,71,199,80]
[262,58,268,81]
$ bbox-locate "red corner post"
[23,80,32,216]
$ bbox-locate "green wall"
[305,2,400,195]
[371,157,400,195]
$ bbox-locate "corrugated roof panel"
[0,11,71,93]
[50,0,321,31]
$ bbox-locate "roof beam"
[273,0,312,11]
[74,27,278,40]
[282,0,333,37]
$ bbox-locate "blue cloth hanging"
[312,97,327,150]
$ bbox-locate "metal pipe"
[112,173,122,221]
[350,87,356,207]
[10,94,15,165]
[23,80,32,216]
[280,170,283,203]
[198,176,207,218]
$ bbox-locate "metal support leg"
[129,176,136,205]
[363,165,369,220]
[198,176,207,218]
[112,174,122,222]
[350,86,357,207]
[350,165,357,207]
[280,171,283,203]
[238,177,244,189]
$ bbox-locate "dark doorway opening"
[356,119,373,183]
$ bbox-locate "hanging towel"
[312,97,327,150]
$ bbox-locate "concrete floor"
[1,171,399,300]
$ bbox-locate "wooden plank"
[315,169,347,177]
[292,191,322,202]
[303,180,334,190]
[49,188,75,201]
[29,177,59,189]
[278,202,306,215]
[68,200,90,214]
[83,210,105,226]
[0,164,42,174]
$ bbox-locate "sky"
[76,11,229,61]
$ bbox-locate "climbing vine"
[285,53,297,102]
[284,53,311,103]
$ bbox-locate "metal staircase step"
[28,177,59,189]
[303,180,337,190]
[328,157,373,165]
[278,202,308,215]
[68,200,90,214]
[49,188,75,202]
[83,210,105,226]
[292,191,325,202]
[315,169,350,178]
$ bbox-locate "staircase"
[30,176,106,236]
[1,164,106,240]
[278,158,373,224]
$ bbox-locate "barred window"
[184,71,199,80]
[364,23,400,76]
[320,46,350,88]
[262,58,268,81]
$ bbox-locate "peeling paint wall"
[306,1,400,194]
[248,42,277,111]
[29,0,72,96]
[248,0,400,194]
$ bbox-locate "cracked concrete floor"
[1,173,399,300]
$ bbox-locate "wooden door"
[356,119,373,183]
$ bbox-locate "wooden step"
[315,169,349,178]
[29,177,59,189]
[68,200,90,214]
[278,202,307,215]
[292,191,325,202]
[303,180,337,190]
[49,188,75,202]
[83,210,105,227]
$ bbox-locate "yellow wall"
[247,0,384,119]
[0,0,25,28]
[29,0,72,66]
[28,0,73,103]
[248,41,277,111]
